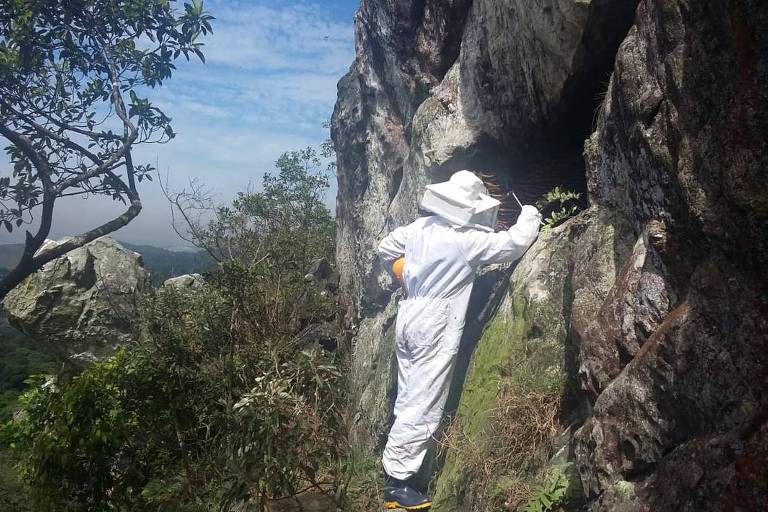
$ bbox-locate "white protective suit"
[378,204,541,480]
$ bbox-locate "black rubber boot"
[384,476,432,510]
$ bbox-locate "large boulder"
[3,237,149,361]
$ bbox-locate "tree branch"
[0,198,142,300]
[0,121,49,174]
[0,120,60,302]
[0,98,107,168]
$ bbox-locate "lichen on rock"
[3,237,149,362]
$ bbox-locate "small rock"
[162,273,205,290]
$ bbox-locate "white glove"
[519,205,541,221]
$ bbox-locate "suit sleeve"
[459,206,542,267]
[378,223,410,267]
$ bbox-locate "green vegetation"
[0,313,56,423]
[0,0,212,299]
[433,293,565,511]
[0,452,33,512]
[170,147,335,271]
[535,187,583,232]
[0,313,56,512]
[521,468,568,512]
[2,150,343,511]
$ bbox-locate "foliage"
[4,151,342,510]
[521,468,568,512]
[0,314,54,511]
[0,451,33,512]
[535,186,583,232]
[169,147,337,334]
[5,273,343,511]
[171,147,335,271]
[0,313,56,423]
[0,0,213,298]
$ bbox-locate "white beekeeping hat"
[420,170,501,232]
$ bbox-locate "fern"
[534,186,582,209]
[521,469,568,512]
[535,186,583,233]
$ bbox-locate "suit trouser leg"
[383,322,458,479]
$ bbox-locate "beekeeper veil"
[419,170,501,232]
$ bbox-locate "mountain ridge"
[0,241,211,283]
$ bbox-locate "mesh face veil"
[419,171,501,231]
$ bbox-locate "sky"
[1,0,359,249]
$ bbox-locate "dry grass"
[436,384,561,511]
[488,385,561,473]
[502,480,533,511]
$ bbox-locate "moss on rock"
[431,208,635,512]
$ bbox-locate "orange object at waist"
[392,256,405,284]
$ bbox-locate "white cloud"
[202,1,354,73]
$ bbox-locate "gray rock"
[459,0,639,147]
[575,1,768,509]
[3,237,149,361]
[332,0,640,463]
[333,0,768,509]
[162,273,205,291]
[433,207,636,511]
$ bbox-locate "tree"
[170,147,335,267]
[167,146,336,335]
[0,0,214,300]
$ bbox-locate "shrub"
[5,272,343,511]
[5,146,343,511]
[535,187,583,232]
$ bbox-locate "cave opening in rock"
[471,1,639,229]
[465,120,594,231]
[439,1,642,447]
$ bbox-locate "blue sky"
[2,0,359,248]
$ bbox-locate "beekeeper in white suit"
[377,170,541,510]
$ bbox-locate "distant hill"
[0,241,213,285]
[0,244,23,271]
[121,243,213,284]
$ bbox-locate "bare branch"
[158,171,221,262]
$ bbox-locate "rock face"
[433,208,636,511]
[332,0,639,456]
[162,273,205,291]
[574,2,768,510]
[3,237,149,361]
[333,0,768,509]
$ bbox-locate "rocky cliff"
[332,0,768,510]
